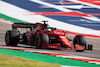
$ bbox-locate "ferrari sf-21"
[5,21,90,52]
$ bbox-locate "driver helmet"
[46,28,52,32]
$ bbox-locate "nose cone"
[59,35,72,48]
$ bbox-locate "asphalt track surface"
[0,22,100,59]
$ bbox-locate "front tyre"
[73,35,87,52]
[5,30,20,46]
[34,33,49,49]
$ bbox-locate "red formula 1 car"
[5,21,88,52]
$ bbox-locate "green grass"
[0,54,60,67]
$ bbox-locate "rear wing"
[12,21,49,30]
[12,23,35,29]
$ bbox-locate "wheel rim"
[36,37,39,45]
[5,35,8,42]
[5,32,10,45]
[35,35,41,48]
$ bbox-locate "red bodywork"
[12,22,77,50]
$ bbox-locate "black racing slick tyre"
[34,33,49,49]
[73,35,87,52]
[5,30,20,46]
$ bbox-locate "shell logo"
[62,39,68,41]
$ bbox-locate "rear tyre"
[30,34,36,46]
[5,30,20,46]
[34,33,49,49]
[73,35,87,52]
